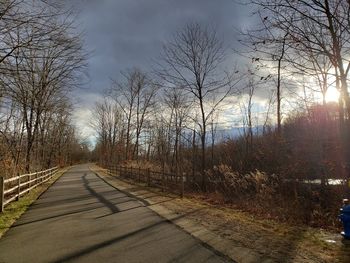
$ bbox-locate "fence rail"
[106,166,185,197]
[0,166,59,212]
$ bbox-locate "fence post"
[147,168,150,186]
[181,172,185,198]
[16,172,20,201]
[138,166,141,183]
[35,169,38,187]
[0,176,4,212]
[38,170,41,185]
[28,172,31,188]
[161,166,165,192]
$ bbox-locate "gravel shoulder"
[91,165,350,263]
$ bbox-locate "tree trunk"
[199,97,207,191]
[277,34,287,134]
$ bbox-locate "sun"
[325,86,340,103]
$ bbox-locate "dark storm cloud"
[67,0,253,93]
[65,0,255,142]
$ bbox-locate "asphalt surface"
[0,164,229,263]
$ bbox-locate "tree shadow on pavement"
[82,174,119,213]
[52,208,209,263]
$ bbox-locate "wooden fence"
[106,166,185,197]
[0,166,59,212]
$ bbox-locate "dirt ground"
[92,165,350,263]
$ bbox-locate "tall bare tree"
[158,23,240,189]
[111,68,158,161]
[163,87,190,173]
[92,98,123,166]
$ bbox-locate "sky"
[64,0,258,144]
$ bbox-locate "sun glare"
[325,87,340,103]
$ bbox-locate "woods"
[0,0,88,176]
[92,1,350,229]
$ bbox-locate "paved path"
[0,164,229,263]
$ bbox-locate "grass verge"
[0,167,70,238]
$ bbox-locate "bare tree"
[158,23,240,189]
[239,12,290,135]
[111,68,158,161]
[0,1,86,172]
[163,87,191,173]
[92,98,123,166]
[250,0,350,122]
[244,78,255,154]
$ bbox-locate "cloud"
[66,0,252,89]
[62,0,260,140]
[71,91,105,145]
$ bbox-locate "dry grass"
[160,192,350,262]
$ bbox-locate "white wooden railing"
[0,166,59,212]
